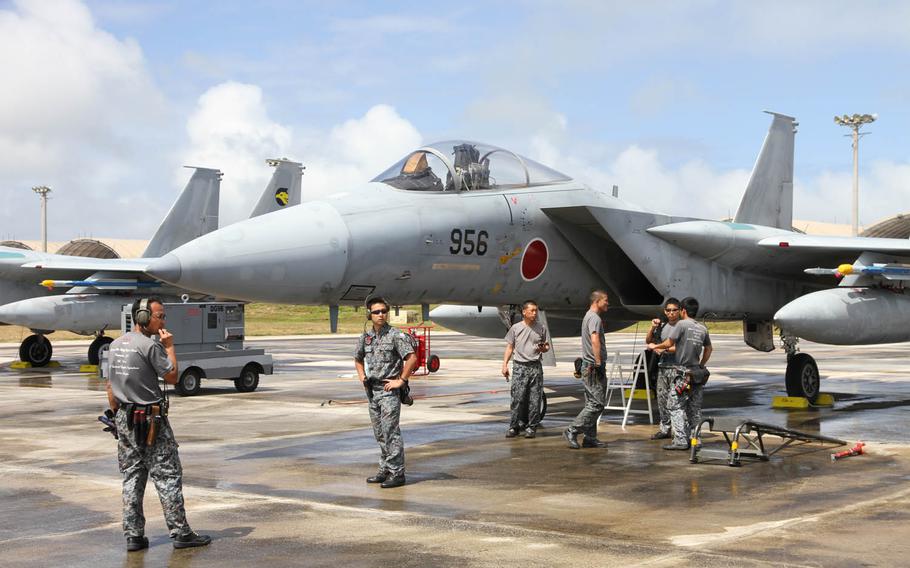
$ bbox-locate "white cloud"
[0,0,170,242]
[301,104,423,197]
[182,81,292,225]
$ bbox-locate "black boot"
[582,437,607,448]
[173,532,212,549]
[126,536,149,552]
[366,471,388,483]
[380,474,406,488]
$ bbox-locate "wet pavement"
[1,333,910,567]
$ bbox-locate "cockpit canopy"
[372,140,572,192]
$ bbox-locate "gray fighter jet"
[22,113,909,400]
[0,158,303,365]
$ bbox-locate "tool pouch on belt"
[687,365,711,386]
[398,382,413,406]
[145,404,161,446]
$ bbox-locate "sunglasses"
[370,309,389,315]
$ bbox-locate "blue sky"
[1,0,909,241]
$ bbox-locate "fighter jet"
[0,158,303,366]
[23,112,909,400]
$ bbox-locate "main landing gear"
[88,335,114,365]
[781,334,820,402]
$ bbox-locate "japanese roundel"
[521,238,549,281]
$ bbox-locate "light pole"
[31,185,52,252]
[834,113,876,236]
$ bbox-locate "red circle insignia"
[521,239,549,281]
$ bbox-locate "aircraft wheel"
[176,368,202,396]
[785,353,820,402]
[88,336,114,365]
[234,365,260,393]
[20,334,52,367]
[427,354,440,373]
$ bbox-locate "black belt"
[513,360,542,366]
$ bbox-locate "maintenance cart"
[117,302,273,396]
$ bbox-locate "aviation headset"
[134,298,152,327]
[365,297,390,320]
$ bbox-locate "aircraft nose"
[147,201,350,303]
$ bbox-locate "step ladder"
[600,350,654,429]
[689,416,846,466]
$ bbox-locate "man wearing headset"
[353,297,418,488]
[106,297,211,551]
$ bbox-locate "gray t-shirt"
[658,322,678,367]
[505,320,550,363]
[669,318,712,367]
[108,331,174,405]
[581,310,607,364]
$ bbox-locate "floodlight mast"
[31,185,52,252]
[833,113,877,236]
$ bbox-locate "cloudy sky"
[1,0,909,242]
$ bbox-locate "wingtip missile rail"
[39,279,162,291]
[803,263,910,281]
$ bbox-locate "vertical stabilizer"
[142,167,221,258]
[249,158,303,218]
[733,111,797,229]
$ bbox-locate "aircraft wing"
[757,234,910,254]
[19,257,151,273]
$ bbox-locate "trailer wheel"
[235,366,260,393]
[176,368,202,396]
[427,354,440,373]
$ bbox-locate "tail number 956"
[449,229,489,255]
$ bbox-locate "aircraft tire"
[20,334,52,367]
[427,354,440,373]
[88,336,114,365]
[785,353,820,402]
[235,365,260,393]
[176,368,202,396]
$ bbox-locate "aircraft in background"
[17,113,910,400]
[0,158,303,366]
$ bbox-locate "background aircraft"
[0,158,303,366]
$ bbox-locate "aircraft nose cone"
[147,201,350,303]
[146,254,182,285]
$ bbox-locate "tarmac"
[2,332,910,567]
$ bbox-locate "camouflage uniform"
[114,408,191,538]
[510,361,543,430]
[668,375,704,445]
[570,361,607,438]
[354,324,415,477]
[655,367,675,435]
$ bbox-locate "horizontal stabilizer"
[733,112,796,230]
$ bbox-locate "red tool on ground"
[831,442,865,462]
